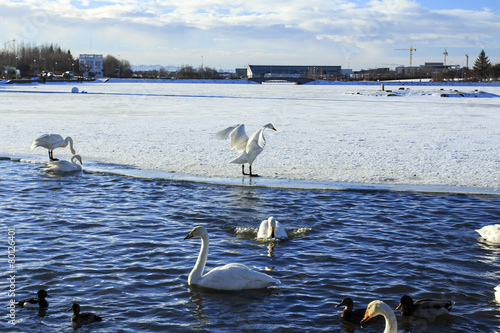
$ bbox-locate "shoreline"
[2,78,500,87]
[3,155,499,197]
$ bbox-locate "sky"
[0,0,499,71]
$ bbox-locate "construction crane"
[443,49,448,72]
[395,45,416,67]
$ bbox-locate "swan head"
[73,155,83,165]
[184,226,208,240]
[264,123,277,131]
[361,300,391,325]
[268,217,277,238]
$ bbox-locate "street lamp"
[34,59,37,77]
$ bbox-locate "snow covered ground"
[1,80,499,194]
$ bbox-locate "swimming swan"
[31,134,76,161]
[183,226,280,290]
[216,123,276,177]
[396,295,453,320]
[475,224,500,244]
[257,217,288,240]
[45,155,83,172]
[361,300,397,333]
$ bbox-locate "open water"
[1,158,499,332]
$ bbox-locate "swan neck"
[190,232,209,284]
[66,137,75,154]
[382,310,398,333]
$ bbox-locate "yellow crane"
[395,45,416,67]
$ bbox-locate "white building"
[79,54,104,78]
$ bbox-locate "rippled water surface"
[1,159,500,332]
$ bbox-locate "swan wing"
[199,263,279,290]
[246,127,266,151]
[46,160,72,171]
[274,221,288,239]
[257,220,269,239]
[216,124,249,153]
[31,134,64,149]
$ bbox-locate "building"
[79,54,104,78]
[247,65,341,80]
[420,62,460,75]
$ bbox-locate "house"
[79,54,104,78]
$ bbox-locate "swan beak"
[360,312,371,325]
[184,231,194,240]
[395,303,402,310]
[270,227,275,238]
[272,126,277,131]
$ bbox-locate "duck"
[361,300,397,333]
[257,217,288,240]
[45,155,83,172]
[184,226,280,290]
[216,123,276,177]
[69,303,102,327]
[31,134,76,161]
[336,297,371,325]
[15,289,49,309]
[396,295,454,320]
[495,284,500,303]
[475,224,500,244]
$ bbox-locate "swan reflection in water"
[187,285,279,330]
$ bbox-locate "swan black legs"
[241,165,259,177]
[48,150,58,161]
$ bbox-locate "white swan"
[45,155,83,172]
[216,123,276,177]
[257,217,288,240]
[361,300,397,333]
[31,134,76,161]
[183,226,280,290]
[495,284,500,303]
[475,224,500,243]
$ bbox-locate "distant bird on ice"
[31,134,76,161]
[216,123,276,177]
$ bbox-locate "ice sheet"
[1,80,499,193]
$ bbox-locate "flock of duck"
[14,289,102,329]
[25,127,500,331]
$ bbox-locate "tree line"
[0,42,134,78]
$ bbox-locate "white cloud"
[0,0,499,69]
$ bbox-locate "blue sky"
[0,0,499,70]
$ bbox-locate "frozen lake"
[0,80,498,194]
